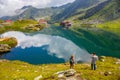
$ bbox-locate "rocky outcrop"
[0,44,11,53]
[23,24,45,31]
[55,69,82,80]
[0,37,17,53]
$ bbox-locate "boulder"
[104,71,112,76]
[0,37,17,53]
[0,44,11,53]
[115,59,120,64]
[55,69,76,78]
[99,56,106,62]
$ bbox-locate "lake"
[0,26,120,64]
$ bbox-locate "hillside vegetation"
[0,19,45,33]
[96,19,120,35]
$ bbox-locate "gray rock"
[56,69,76,78]
[99,56,106,62]
[100,59,105,62]
[99,56,106,59]
[0,44,11,53]
[115,59,120,64]
[104,71,112,76]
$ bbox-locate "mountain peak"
[21,5,33,9]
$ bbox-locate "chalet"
[39,19,47,27]
[1,19,12,26]
[5,19,12,23]
[60,21,72,29]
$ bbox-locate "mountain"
[52,0,106,21]
[64,0,120,23]
[0,4,71,21]
[0,0,120,23]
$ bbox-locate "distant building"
[1,19,12,25]
[60,21,72,29]
[5,19,12,23]
[39,19,47,27]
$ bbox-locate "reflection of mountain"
[39,26,120,58]
[1,31,91,63]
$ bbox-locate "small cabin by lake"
[60,21,72,29]
[39,19,47,27]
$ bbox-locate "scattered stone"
[0,59,9,62]
[55,69,81,80]
[100,59,105,62]
[34,75,42,80]
[115,59,120,64]
[99,56,106,59]
[56,69,76,78]
[118,67,120,70]
[34,70,38,73]
[115,62,120,64]
[0,44,11,53]
[99,56,106,62]
[104,71,112,76]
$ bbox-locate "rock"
[24,24,44,31]
[55,69,76,78]
[0,44,11,53]
[0,59,9,62]
[115,62,120,64]
[115,59,120,64]
[64,69,76,77]
[118,67,120,70]
[99,56,106,59]
[99,56,106,62]
[0,37,17,53]
[104,71,112,76]
[34,75,42,80]
[100,59,105,62]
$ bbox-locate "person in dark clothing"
[69,55,74,69]
[91,52,98,70]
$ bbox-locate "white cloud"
[1,31,91,62]
[0,0,75,17]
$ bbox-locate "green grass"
[0,57,120,80]
[96,19,120,36]
[0,19,39,34]
[0,37,17,48]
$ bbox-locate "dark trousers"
[91,64,96,70]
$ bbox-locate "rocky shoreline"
[0,37,17,53]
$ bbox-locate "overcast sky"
[0,0,75,17]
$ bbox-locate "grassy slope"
[96,19,120,35]
[0,57,120,80]
[0,37,17,48]
[0,19,38,34]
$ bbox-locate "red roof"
[5,19,12,22]
[39,19,46,23]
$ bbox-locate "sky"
[0,0,75,17]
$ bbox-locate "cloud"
[1,31,91,62]
[0,0,75,17]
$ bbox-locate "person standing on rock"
[69,55,74,69]
[91,52,98,70]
